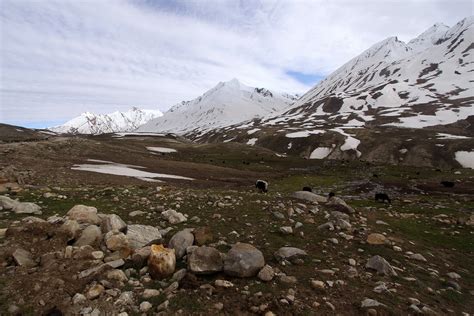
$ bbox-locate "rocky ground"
[0,131,473,315]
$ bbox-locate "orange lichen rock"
[148,244,176,279]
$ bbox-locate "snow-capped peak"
[49,107,163,134]
[137,79,297,135]
[408,22,450,52]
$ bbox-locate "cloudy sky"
[0,0,471,128]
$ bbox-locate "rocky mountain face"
[198,17,474,169]
[136,79,297,137]
[50,107,163,135]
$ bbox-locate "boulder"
[326,197,355,214]
[12,248,37,268]
[291,191,327,203]
[193,227,213,246]
[148,244,176,279]
[161,209,187,224]
[274,247,308,262]
[168,229,194,259]
[0,195,20,210]
[74,225,102,247]
[224,243,265,277]
[101,214,126,233]
[187,246,223,274]
[366,255,397,276]
[67,205,101,225]
[126,224,162,249]
[105,231,129,251]
[12,202,42,215]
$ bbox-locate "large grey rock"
[101,214,126,233]
[74,225,102,247]
[224,243,265,277]
[326,197,355,214]
[366,255,397,276]
[0,196,20,210]
[126,224,162,249]
[274,247,308,261]
[13,202,42,215]
[168,229,194,259]
[291,191,327,203]
[67,205,101,225]
[12,248,37,268]
[188,246,223,274]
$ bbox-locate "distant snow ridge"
[50,107,163,134]
[287,17,473,129]
[136,78,297,135]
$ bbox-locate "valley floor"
[0,133,473,315]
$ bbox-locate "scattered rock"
[224,243,265,277]
[367,233,386,245]
[291,191,327,203]
[366,255,397,276]
[161,209,187,224]
[12,202,42,215]
[410,253,427,262]
[86,284,104,300]
[326,197,355,214]
[139,301,152,313]
[274,247,307,262]
[12,248,37,268]
[279,226,293,234]
[148,244,176,279]
[193,226,213,245]
[361,298,385,308]
[126,224,162,249]
[101,214,126,233]
[188,246,223,274]
[169,229,194,259]
[257,265,275,282]
[67,205,101,225]
[74,225,102,247]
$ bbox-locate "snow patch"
[247,138,258,146]
[72,160,194,181]
[285,130,325,138]
[146,147,177,153]
[437,133,470,140]
[247,128,261,135]
[454,151,474,169]
[309,147,332,159]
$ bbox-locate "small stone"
[91,251,104,260]
[257,265,275,282]
[148,244,176,279]
[12,248,36,268]
[348,258,356,266]
[410,253,427,262]
[142,289,161,299]
[86,284,104,300]
[139,301,152,313]
[157,300,169,311]
[446,272,461,279]
[214,303,224,310]
[361,298,385,308]
[279,226,293,234]
[367,233,386,245]
[325,301,336,311]
[215,279,234,288]
[311,280,325,290]
[366,255,397,276]
[72,293,87,305]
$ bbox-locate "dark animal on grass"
[255,180,268,193]
[328,192,335,199]
[375,193,391,204]
[440,181,455,188]
[302,186,312,192]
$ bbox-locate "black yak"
[375,193,391,204]
[255,180,268,193]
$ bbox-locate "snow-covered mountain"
[50,107,163,134]
[197,17,474,168]
[136,79,297,136]
[290,17,473,129]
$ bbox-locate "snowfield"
[71,159,193,181]
[146,147,178,153]
[454,151,474,169]
[309,147,332,159]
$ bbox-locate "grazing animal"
[148,244,176,280]
[302,186,312,192]
[375,193,391,204]
[440,181,455,188]
[328,192,335,199]
[255,180,268,193]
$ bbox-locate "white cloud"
[0,0,471,126]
